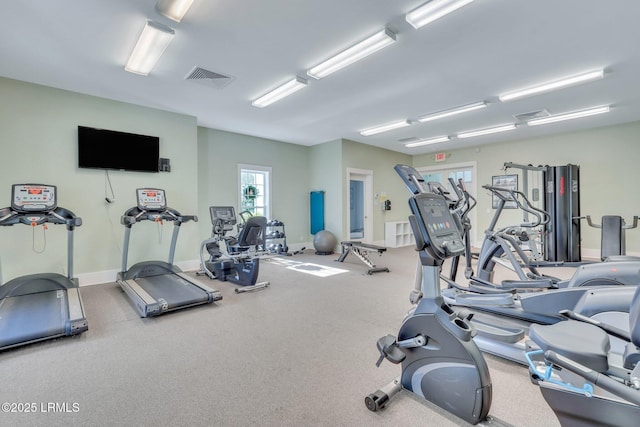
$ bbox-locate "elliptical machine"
[365,164,493,424]
[438,182,639,365]
[425,178,477,282]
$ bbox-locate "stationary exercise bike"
[365,164,493,424]
[198,206,270,293]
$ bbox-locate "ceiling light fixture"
[418,101,487,123]
[527,105,610,126]
[499,69,605,102]
[457,123,517,139]
[251,77,308,108]
[406,0,476,29]
[125,21,175,76]
[307,28,396,80]
[156,0,195,23]
[360,119,411,136]
[404,136,450,147]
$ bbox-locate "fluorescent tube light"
[499,69,605,102]
[406,0,476,29]
[404,136,450,147]
[156,0,195,22]
[457,123,516,139]
[251,77,308,108]
[360,120,411,136]
[527,105,610,126]
[418,101,487,123]
[307,28,396,79]
[125,21,175,76]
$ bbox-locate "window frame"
[238,163,272,219]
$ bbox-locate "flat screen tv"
[78,126,160,173]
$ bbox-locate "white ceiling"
[2,1,639,155]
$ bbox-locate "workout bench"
[336,241,390,274]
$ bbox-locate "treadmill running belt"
[134,274,210,309]
[0,290,68,349]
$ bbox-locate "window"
[422,169,472,186]
[238,164,271,218]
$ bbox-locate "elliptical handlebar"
[452,178,477,224]
[393,164,431,195]
[482,184,549,228]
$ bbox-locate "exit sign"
[435,152,446,162]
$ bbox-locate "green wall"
[309,140,343,238]
[2,75,638,286]
[413,121,640,255]
[341,139,412,242]
[197,128,310,248]
[0,77,199,284]
[308,139,412,244]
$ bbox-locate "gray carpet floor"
[0,246,563,426]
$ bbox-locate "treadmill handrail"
[120,205,198,272]
[0,206,82,230]
[0,206,81,281]
[121,206,198,227]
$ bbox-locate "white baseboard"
[75,245,316,287]
[582,247,640,261]
[76,259,202,287]
[581,248,601,261]
[76,269,119,287]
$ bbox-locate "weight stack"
[544,164,581,262]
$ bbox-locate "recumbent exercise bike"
[198,206,270,293]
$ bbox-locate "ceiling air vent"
[513,109,549,122]
[185,66,235,89]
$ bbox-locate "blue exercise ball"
[313,230,337,255]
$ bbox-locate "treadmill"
[117,188,222,317]
[0,184,88,351]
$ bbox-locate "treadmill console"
[11,184,57,213]
[410,193,465,260]
[136,188,167,211]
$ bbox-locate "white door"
[347,169,373,242]
[349,178,365,239]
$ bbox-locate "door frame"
[346,168,373,243]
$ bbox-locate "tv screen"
[78,126,160,173]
